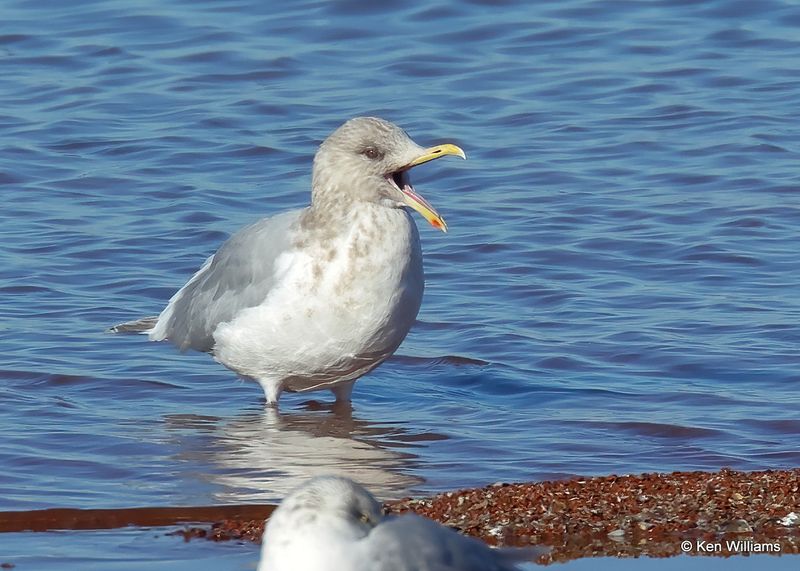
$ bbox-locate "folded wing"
[149,210,301,352]
[360,513,546,571]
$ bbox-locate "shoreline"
[1,468,797,563]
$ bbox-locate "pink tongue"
[402,183,436,211]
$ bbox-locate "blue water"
[2,0,799,568]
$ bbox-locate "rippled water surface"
[2,0,799,568]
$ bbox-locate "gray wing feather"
[150,209,301,352]
[364,514,542,571]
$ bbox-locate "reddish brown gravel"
[0,504,274,533]
[197,468,800,563]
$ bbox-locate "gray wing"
[149,209,302,352]
[362,514,543,571]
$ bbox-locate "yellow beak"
[400,143,466,233]
[406,143,466,167]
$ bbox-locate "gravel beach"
[194,468,800,563]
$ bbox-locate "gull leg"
[330,381,355,403]
[257,378,283,407]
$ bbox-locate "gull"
[259,476,547,571]
[111,117,465,407]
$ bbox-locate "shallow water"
[1,0,799,568]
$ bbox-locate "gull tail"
[108,316,159,334]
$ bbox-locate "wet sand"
[0,505,274,533]
[2,468,797,564]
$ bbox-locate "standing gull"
[259,476,547,571]
[112,117,465,407]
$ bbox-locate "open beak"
[393,143,466,233]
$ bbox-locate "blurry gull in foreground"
[112,117,464,407]
[259,476,548,571]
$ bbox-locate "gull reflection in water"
[166,403,441,502]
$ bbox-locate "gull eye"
[359,513,371,524]
[361,146,383,160]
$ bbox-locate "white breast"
[211,206,424,392]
